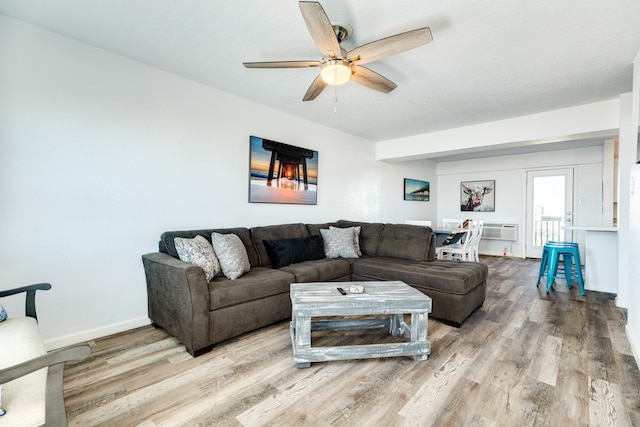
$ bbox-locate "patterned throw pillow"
[211,233,251,280]
[174,235,221,282]
[330,225,362,256]
[320,227,359,258]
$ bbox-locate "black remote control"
[337,287,347,295]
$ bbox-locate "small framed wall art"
[460,180,495,212]
[404,178,430,201]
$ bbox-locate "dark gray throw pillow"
[263,235,325,268]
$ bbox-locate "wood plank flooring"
[63,256,640,426]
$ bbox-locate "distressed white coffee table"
[290,281,432,368]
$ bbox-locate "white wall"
[378,159,438,224]
[436,146,604,258]
[0,16,436,348]
[624,50,640,365]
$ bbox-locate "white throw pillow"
[320,227,359,258]
[330,225,362,256]
[174,235,221,282]
[211,232,251,280]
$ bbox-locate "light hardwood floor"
[63,256,640,426]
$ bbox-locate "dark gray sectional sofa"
[142,220,488,356]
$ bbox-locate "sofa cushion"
[263,235,325,268]
[211,233,251,280]
[377,223,433,262]
[174,235,221,281]
[251,223,310,267]
[336,220,384,255]
[160,228,260,267]
[306,222,338,236]
[279,258,351,283]
[208,267,294,310]
[428,233,437,262]
[330,225,362,256]
[320,227,359,258]
[352,257,488,295]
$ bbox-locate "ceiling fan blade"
[243,60,321,69]
[348,27,433,65]
[303,74,327,101]
[351,65,397,93]
[299,1,341,58]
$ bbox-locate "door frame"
[525,167,575,258]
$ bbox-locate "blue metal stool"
[536,241,585,295]
[546,241,579,288]
[536,243,567,285]
[536,242,569,286]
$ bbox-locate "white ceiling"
[1,0,639,144]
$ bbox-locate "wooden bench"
[0,283,91,426]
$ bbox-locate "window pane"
[532,176,565,247]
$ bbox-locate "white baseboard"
[627,323,640,370]
[43,317,151,350]
[479,250,525,258]
[584,284,618,293]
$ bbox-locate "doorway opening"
[525,168,574,258]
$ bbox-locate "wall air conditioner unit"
[482,223,518,241]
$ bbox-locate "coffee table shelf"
[290,281,432,368]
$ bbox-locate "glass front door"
[525,168,574,258]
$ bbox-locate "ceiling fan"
[243,1,433,101]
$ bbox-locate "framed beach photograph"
[249,135,318,205]
[404,178,430,201]
[460,180,495,212]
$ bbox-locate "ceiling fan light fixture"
[320,58,351,85]
[244,2,433,101]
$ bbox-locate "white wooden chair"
[437,221,484,261]
[436,228,472,260]
[470,221,484,262]
[442,218,463,229]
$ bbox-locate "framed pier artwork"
[249,136,318,205]
[404,178,430,201]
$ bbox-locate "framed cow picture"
[460,180,495,212]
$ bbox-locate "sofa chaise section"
[351,257,488,326]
